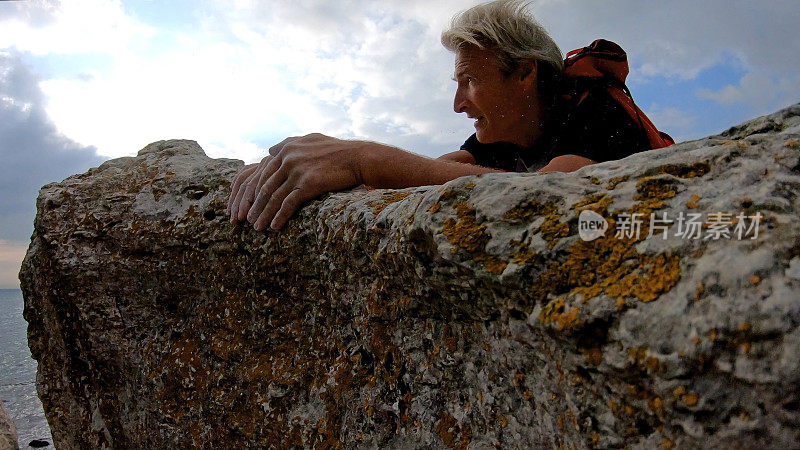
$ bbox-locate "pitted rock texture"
[0,395,19,450]
[20,105,800,449]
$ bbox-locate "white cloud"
[0,0,154,56]
[0,0,485,161]
[642,105,696,143]
[37,40,316,159]
[697,72,798,111]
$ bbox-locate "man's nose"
[453,87,467,114]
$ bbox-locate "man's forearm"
[355,142,503,188]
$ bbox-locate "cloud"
[642,105,696,143]
[697,72,798,112]
[0,0,154,56]
[0,0,490,161]
[0,50,104,245]
[190,0,484,155]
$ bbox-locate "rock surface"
[0,395,19,450]
[20,105,800,448]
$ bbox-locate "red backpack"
[562,39,674,149]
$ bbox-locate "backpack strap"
[562,39,674,149]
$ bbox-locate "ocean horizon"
[0,288,53,449]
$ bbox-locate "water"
[0,289,53,449]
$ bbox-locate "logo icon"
[578,209,608,241]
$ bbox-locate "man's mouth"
[474,116,484,126]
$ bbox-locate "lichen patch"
[366,192,411,215]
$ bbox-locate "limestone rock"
[19,105,800,448]
[0,395,19,450]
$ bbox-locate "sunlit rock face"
[19,105,800,449]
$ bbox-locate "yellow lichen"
[442,201,507,274]
[682,393,699,406]
[510,242,537,266]
[572,193,613,214]
[532,231,681,308]
[636,177,677,202]
[686,194,701,209]
[606,175,629,190]
[655,161,711,178]
[539,298,584,331]
[438,189,458,203]
[503,200,555,223]
[504,200,569,248]
[443,202,488,254]
[649,396,664,414]
[366,191,411,215]
[478,255,508,275]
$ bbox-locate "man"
[227,0,650,231]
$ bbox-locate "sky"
[0,0,798,288]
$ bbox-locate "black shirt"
[460,87,650,172]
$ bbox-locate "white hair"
[441,0,564,78]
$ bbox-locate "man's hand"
[227,133,365,231]
[228,133,502,231]
[226,161,260,221]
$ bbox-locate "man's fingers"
[270,188,308,231]
[227,164,258,214]
[235,168,264,221]
[268,136,298,157]
[248,165,290,224]
[230,176,252,223]
[253,183,296,231]
[254,155,282,194]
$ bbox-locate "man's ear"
[517,59,538,87]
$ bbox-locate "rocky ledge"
[20,105,800,448]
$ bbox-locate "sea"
[0,289,53,449]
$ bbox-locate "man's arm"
[361,145,500,189]
[539,154,597,173]
[227,134,501,231]
[437,150,477,165]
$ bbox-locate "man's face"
[453,45,538,147]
